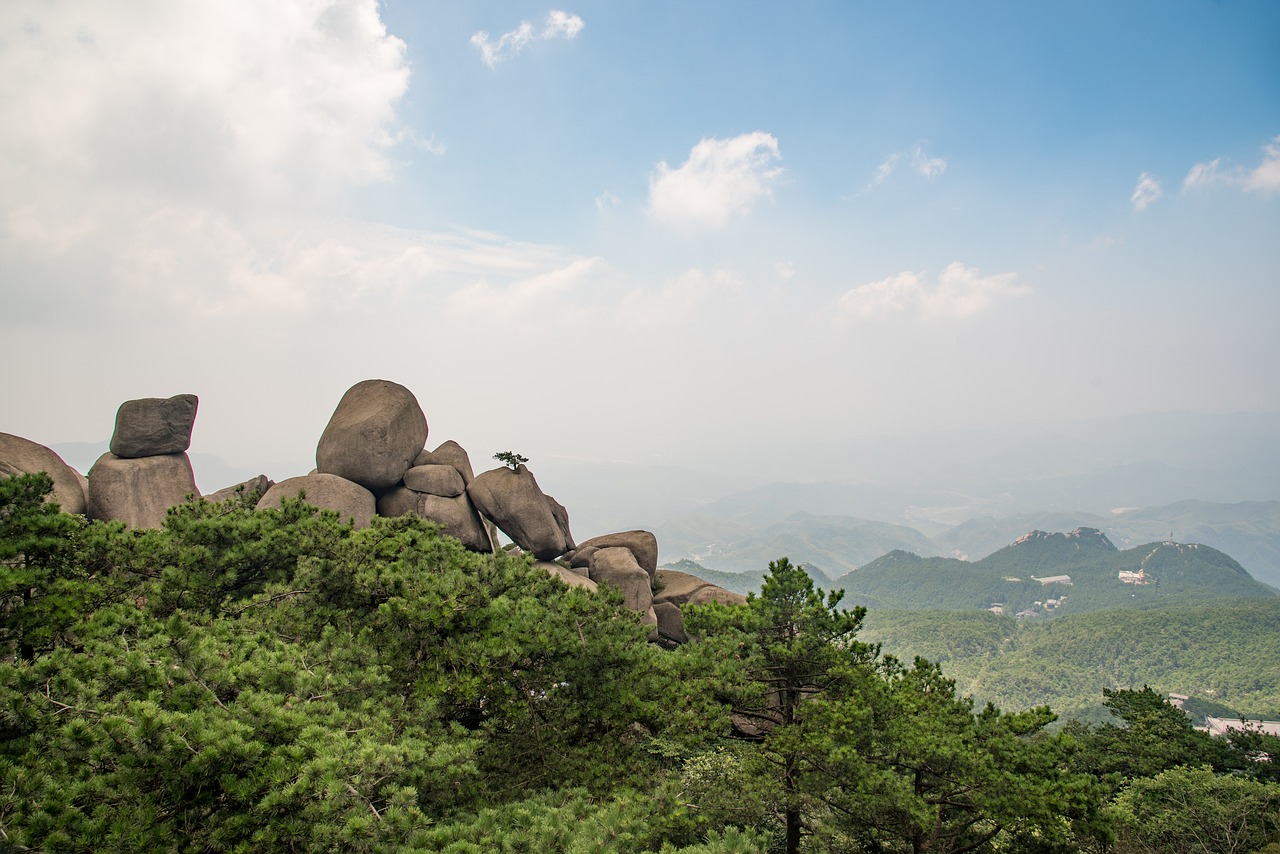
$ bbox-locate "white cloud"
[910,143,947,178]
[0,0,469,320]
[648,132,783,230]
[595,190,621,214]
[618,267,744,326]
[1181,137,1280,196]
[1244,137,1280,194]
[835,262,1030,321]
[1183,158,1223,191]
[869,153,902,188]
[448,256,603,321]
[1131,172,1163,211]
[470,10,584,68]
[851,143,945,197]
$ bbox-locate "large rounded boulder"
[467,464,569,560]
[0,432,89,514]
[257,473,376,529]
[316,380,427,491]
[86,452,199,528]
[109,394,199,459]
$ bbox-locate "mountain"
[834,528,1276,615]
[654,510,943,577]
[658,558,837,597]
[934,500,1280,587]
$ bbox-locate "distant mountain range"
[51,410,1280,586]
[654,497,1280,588]
[835,527,1275,614]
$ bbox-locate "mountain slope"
[861,599,1280,723]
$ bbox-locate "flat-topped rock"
[109,394,198,458]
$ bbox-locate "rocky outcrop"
[654,569,747,607]
[109,394,199,459]
[16,379,750,648]
[414,440,475,485]
[316,379,427,491]
[0,432,88,514]
[257,473,376,529]
[86,453,198,528]
[378,486,491,552]
[572,531,657,580]
[467,464,570,560]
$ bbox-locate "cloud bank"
[648,132,783,230]
[0,0,588,321]
[836,263,1030,321]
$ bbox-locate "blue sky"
[2,0,1278,484]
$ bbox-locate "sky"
[2,0,1279,487]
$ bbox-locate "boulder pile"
[3,379,746,643]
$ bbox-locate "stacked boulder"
[86,394,200,528]
[564,531,661,632]
[379,441,491,552]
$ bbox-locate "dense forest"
[861,602,1280,724]
[3,472,1280,852]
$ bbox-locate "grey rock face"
[467,465,567,560]
[588,546,653,613]
[402,464,466,497]
[377,486,492,552]
[653,601,688,646]
[575,531,657,579]
[109,394,198,459]
[413,440,475,484]
[257,473,376,529]
[0,432,88,514]
[316,379,427,491]
[546,495,576,552]
[86,452,198,528]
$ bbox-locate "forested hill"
[861,598,1280,723]
[835,527,1276,614]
